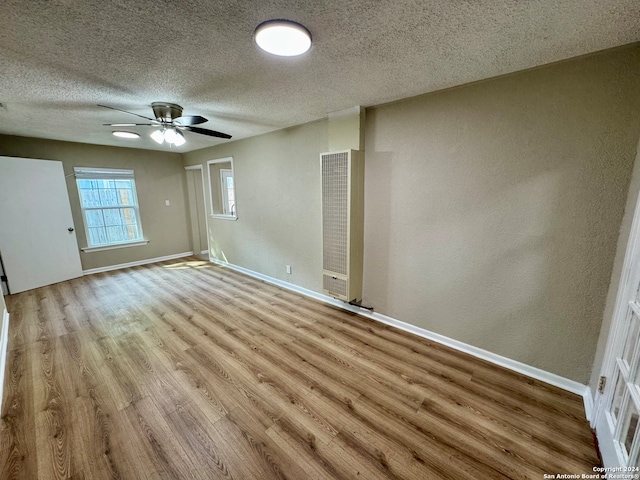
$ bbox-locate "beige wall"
[590,136,640,394]
[364,45,640,383]
[0,135,191,270]
[185,46,640,384]
[1,47,638,386]
[184,120,328,291]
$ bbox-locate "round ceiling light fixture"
[112,131,140,139]
[254,20,312,57]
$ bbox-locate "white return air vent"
[321,150,364,302]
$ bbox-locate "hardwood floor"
[0,256,601,479]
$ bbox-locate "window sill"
[81,240,150,253]
[210,214,238,221]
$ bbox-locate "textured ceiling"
[1,0,639,152]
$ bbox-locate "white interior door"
[595,190,640,468]
[0,156,83,293]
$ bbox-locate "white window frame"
[207,157,237,220]
[74,167,148,252]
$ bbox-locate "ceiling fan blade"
[103,123,157,126]
[174,115,208,126]
[98,104,156,122]
[184,125,232,139]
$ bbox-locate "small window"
[220,169,235,215]
[74,167,145,248]
[207,157,237,219]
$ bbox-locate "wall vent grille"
[323,274,347,298]
[320,150,364,302]
[322,152,349,275]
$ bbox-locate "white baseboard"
[0,308,9,414]
[583,387,595,424]
[83,251,194,275]
[209,257,594,421]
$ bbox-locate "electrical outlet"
[165,200,170,206]
[286,265,291,274]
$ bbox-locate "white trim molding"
[0,308,9,414]
[208,257,594,420]
[210,214,238,221]
[81,239,150,253]
[583,387,595,424]
[83,251,193,275]
[206,157,238,221]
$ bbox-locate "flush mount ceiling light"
[112,131,140,139]
[254,20,312,57]
[150,127,186,146]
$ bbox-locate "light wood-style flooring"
[1,256,601,479]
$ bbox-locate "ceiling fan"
[99,102,232,146]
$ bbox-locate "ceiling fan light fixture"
[254,20,311,57]
[164,127,178,144]
[100,103,231,144]
[173,130,186,146]
[150,129,165,144]
[112,131,140,139]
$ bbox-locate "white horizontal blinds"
[322,152,349,275]
[74,167,143,247]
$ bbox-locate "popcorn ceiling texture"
[1,0,639,151]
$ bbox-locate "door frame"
[184,165,210,258]
[594,188,640,467]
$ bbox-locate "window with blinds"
[74,167,144,248]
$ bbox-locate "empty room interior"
[2,1,640,478]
